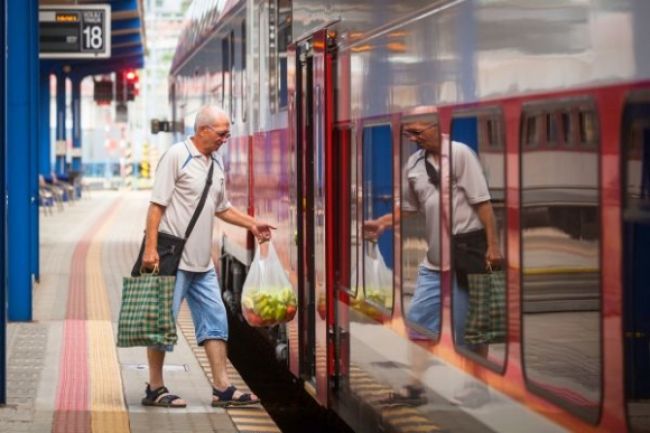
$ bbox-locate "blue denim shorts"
[152,268,229,352]
[406,266,442,338]
[406,266,469,343]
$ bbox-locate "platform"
[0,190,279,433]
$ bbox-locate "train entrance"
[622,91,650,432]
[295,38,317,386]
[292,30,335,405]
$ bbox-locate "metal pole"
[39,70,51,177]
[55,69,66,176]
[71,75,82,176]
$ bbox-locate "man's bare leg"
[146,347,187,406]
[204,339,258,402]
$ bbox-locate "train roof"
[170,0,243,75]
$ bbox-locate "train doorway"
[293,30,335,405]
[295,37,317,387]
[622,91,650,433]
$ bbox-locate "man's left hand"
[485,244,503,270]
[251,221,276,244]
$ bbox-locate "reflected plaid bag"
[465,270,506,345]
[117,274,177,347]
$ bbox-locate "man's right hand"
[142,246,159,272]
[363,219,386,241]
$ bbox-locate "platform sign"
[39,5,111,59]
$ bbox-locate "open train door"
[288,29,336,406]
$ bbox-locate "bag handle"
[140,264,160,276]
[184,161,214,239]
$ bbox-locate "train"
[168,1,650,432]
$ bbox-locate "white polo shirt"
[151,138,231,272]
[403,139,490,270]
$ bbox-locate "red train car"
[169,1,650,432]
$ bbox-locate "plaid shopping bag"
[117,274,177,347]
[464,270,506,345]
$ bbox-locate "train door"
[292,29,335,405]
[622,91,650,432]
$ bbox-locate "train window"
[277,0,291,110]
[267,0,291,113]
[268,0,278,112]
[579,110,597,147]
[241,19,247,122]
[256,2,268,123]
[561,111,572,145]
[347,125,359,297]
[221,35,230,115]
[524,115,540,147]
[485,117,502,150]
[622,90,650,433]
[230,30,235,120]
[400,113,441,341]
[546,113,559,146]
[520,99,602,423]
[450,109,506,372]
[358,124,394,318]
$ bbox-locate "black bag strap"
[184,160,214,239]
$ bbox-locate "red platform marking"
[53,199,122,433]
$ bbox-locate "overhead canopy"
[40,0,146,77]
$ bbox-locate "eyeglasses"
[206,125,231,139]
[402,123,437,138]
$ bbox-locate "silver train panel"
[290,0,650,120]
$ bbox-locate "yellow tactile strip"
[87,199,130,433]
[177,305,281,433]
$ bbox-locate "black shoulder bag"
[131,161,214,277]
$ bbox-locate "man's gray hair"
[194,105,229,132]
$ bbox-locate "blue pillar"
[29,0,39,282]
[71,75,81,173]
[7,0,38,321]
[0,0,7,406]
[55,70,66,176]
[39,70,51,176]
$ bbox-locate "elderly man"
[141,105,274,407]
[366,116,502,405]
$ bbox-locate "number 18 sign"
[39,5,111,59]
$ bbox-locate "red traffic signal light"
[124,69,140,101]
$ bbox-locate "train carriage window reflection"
[397,114,441,340]
[358,124,394,319]
[580,109,597,147]
[546,113,559,146]
[521,99,602,423]
[524,115,541,147]
[561,111,572,145]
[450,109,506,372]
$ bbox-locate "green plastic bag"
[117,273,177,347]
